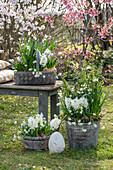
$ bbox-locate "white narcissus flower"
[78,122,83,126]
[94,123,97,128]
[68,117,71,121]
[33,60,37,64]
[29,68,32,71]
[56,102,60,106]
[88,122,91,125]
[72,122,76,125]
[39,72,42,75]
[82,128,87,132]
[68,121,72,125]
[93,78,98,82]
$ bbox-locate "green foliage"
[12,35,57,72]
[37,37,57,70]
[13,35,37,71]
[60,63,109,122]
[18,114,60,137]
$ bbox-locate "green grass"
[0,85,113,170]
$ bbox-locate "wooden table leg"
[50,91,59,119]
[39,91,48,121]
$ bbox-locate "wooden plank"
[0,89,39,97]
[50,92,59,119]
[39,91,48,121]
[49,90,57,96]
[0,81,63,91]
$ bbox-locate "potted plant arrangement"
[60,63,109,148]
[17,113,61,150]
[11,35,57,85]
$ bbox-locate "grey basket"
[14,71,56,85]
[65,121,100,148]
[23,136,50,150]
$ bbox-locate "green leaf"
[49,38,55,52]
[44,39,49,51]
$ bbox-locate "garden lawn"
[0,85,113,170]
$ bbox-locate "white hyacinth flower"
[44,48,51,56]
[40,54,47,67]
[65,97,71,109]
[50,117,61,130]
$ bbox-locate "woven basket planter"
[65,121,100,148]
[14,71,56,85]
[23,136,50,150]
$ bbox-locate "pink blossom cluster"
[45,16,54,28]
[46,0,113,43]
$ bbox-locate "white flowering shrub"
[60,63,109,123]
[18,113,61,137]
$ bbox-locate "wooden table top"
[0,80,63,91]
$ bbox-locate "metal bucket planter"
[14,71,56,85]
[23,136,50,150]
[65,121,100,148]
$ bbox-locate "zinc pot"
[23,136,50,150]
[65,121,100,148]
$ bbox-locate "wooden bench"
[0,81,63,121]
